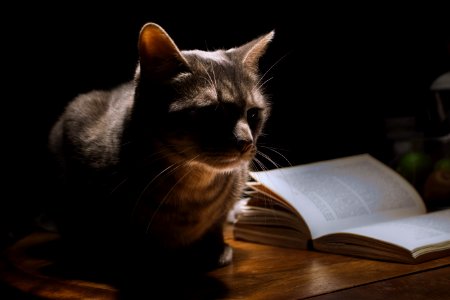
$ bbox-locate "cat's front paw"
[218,244,233,267]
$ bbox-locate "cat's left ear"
[229,30,275,73]
[138,23,190,81]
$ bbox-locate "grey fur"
[48,23,273,268]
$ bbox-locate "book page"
[333,209,450,253]
[250,154,426,238]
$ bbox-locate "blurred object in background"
[386,71,450,210]
[426,72,450,137]
[423,156,450,208]
[422,72,450,209]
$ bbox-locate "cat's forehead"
[182,49,231,65]
[168,48,266,112]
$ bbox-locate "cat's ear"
[138,23,190,80]
[230,30,275,73]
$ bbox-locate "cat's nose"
[237,139,253,153]
[235,119,254,153]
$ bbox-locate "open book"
[234,154,450,264]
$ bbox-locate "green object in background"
[434,158,450,172]
[396,151,433,186]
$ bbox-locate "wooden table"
[1,225,449,299]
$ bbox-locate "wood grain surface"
[1,225,449,299]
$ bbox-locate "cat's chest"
[131,167,243,245]
[142,168,237,208]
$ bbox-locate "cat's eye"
[247,108,261,128]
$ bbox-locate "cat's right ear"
[138,23,190,81]
[231,30,275,74]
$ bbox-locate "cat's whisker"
[120,140,134,147]
[252,157,268,172]
[249,159,262,172]
[131,163,179,218]
[199,64,217,96]
[140,145,196,166]
[249,157,282,218]
[253,52,290,93]
[256,76,274,91]
[108,176,129,196]
[258,145,292,167]
[131,144,201,216]
[256,150,282,169]
[139,146,194,178]
[145,155,199,232]
[209,60,218,94]
[138,148,198,203]
[199,75,215,92]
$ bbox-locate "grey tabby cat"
[48,22,274,270]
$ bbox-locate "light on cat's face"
[140,46,271,172]
[164,97,266,171]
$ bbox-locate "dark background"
[3,6,450,249]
